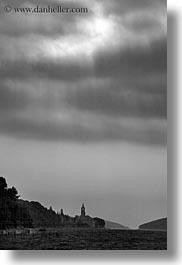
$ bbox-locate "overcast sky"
[0,0,167,228]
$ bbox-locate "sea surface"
[0,228,167,250]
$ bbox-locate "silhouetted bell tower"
[81,203,86,216]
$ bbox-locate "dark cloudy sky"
[0,0,167,228]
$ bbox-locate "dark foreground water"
[0,228,167,250]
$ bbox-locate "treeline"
[19,200,64,228]
[0,177,105,229]
[20,201,105,228]
[0,177,65,229]
[0,177,32,229]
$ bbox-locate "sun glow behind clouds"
[0,0,166,65]
[34,0,117,60]
[41,15,117,61]
[31,13,165,63]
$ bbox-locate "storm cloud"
[0,0,167,145]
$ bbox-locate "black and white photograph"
[0,0,167,250]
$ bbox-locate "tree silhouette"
[0,176,32,229]
[7,186,19,200]
[0,176,7,192]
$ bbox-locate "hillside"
[138,218,167,231]
[1,177,111,230]
[18,200,63,228]
[18,200,106,228]
[105,220,129,229]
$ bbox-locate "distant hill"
[138,218,167,230]
[105,220,129,229]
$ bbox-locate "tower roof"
[81,203,86,216]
